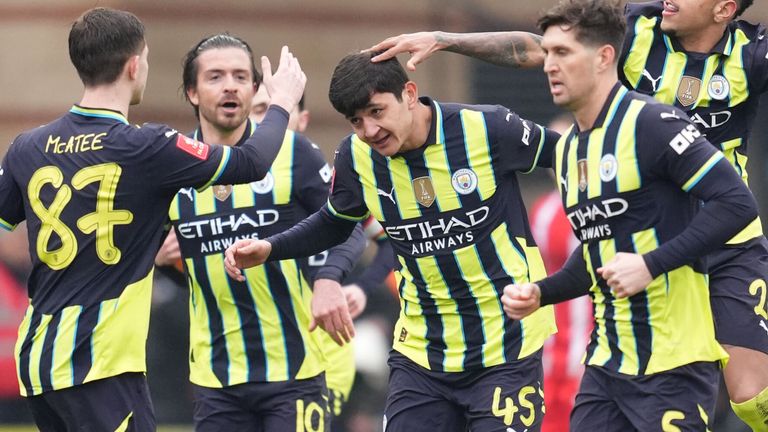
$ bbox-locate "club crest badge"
[213,184,232,201]
[707,75,730,101]
[412,177,436,207]
[676,76,702,107]
[599,154,618,182]
[577,159,588,192]
[451,168,478,195]
[250,172,274,194]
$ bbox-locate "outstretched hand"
[262,46,307,114]
[224,239,272,281]
[366,31,444,71]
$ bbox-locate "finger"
[260,56,273,86]
[406,52,426,71]
[371,46,401,63]
[309,317,317,332]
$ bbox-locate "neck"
[573,76,618,131]
[676,24,728,53]
[399,99,433,152]
[79,85,132,118]
[199,119,249,146]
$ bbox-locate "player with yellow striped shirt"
[155,34,365,431]
[368,1,768,428]
[502,1,758,430]
[224,51,561,431]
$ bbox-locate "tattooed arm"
[368,31,544,70]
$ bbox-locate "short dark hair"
[181,33,261,116]
[68,8,146,86]
[736,0,753,18]
[328,51,409,118]
[537,0,626,61]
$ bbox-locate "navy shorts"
[571,362,719,432]
[384,350,544,432]
[192,373,329,432]
[26,372,155,432]
[708,237,768,354]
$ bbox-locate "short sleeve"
[488,107,559,172]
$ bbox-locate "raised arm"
[368,31,544,71]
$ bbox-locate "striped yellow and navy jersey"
[0,105,290,396]
[169,121,334,388]
[326,97,558,372]
[620,0,768,244]
[551,84,735,375]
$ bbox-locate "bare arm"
[369,31,544,70]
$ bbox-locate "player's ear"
[713,0,737,23]
[595,44,617,74]
[404,81,418,108]
[297,110,310,133]
[186,86,200,107]
[126,55,140,80]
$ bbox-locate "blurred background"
[1,0,768,431]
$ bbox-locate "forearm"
[313,224,367,283]
[219,106,289,184]
[643,186,757,278]
[268,207,357,261]
[538,248,593,305]
[437,31,544,68]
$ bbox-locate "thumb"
[260,56,273,87]
[308,317,317,332]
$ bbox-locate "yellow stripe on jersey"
[459,110,497,200]
[423,142,461,212]
[723,29,750,107]
[694,55,721,108]
[584,243,611,367]
[681,152,724,191]
[279,260,325,380]
[455,244,505,367]
[586,128,606,199]
[518,238,556,359]
[350,137,381,221]
[656,39,687,106]
[187,259,222,387]
[623,15,658,88]
[554,126,574,204]
[0,217,15,231]
[718,138,762,244]
[26,314,52,394]
[199,146,232,191]
[205,254,248,384]
[271,131,295,205]
[563,133,580,208]
[615,100,644,193]
[50,306,81,389]
[84,269,152,384]
[243,264,289,382]
[232,183,255,209]
[14,306,32,396]
[393,257,430,369]
[489,224,556,360]
[194,187,216,216]
[168,195,180,221]
[415,255,465,371]
[388,157,420,220]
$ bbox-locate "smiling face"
[187,47,256,132]
[659,0,732,38]
[541,25,599,112]
[347,86,417,157]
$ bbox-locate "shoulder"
[732,18,766,42]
